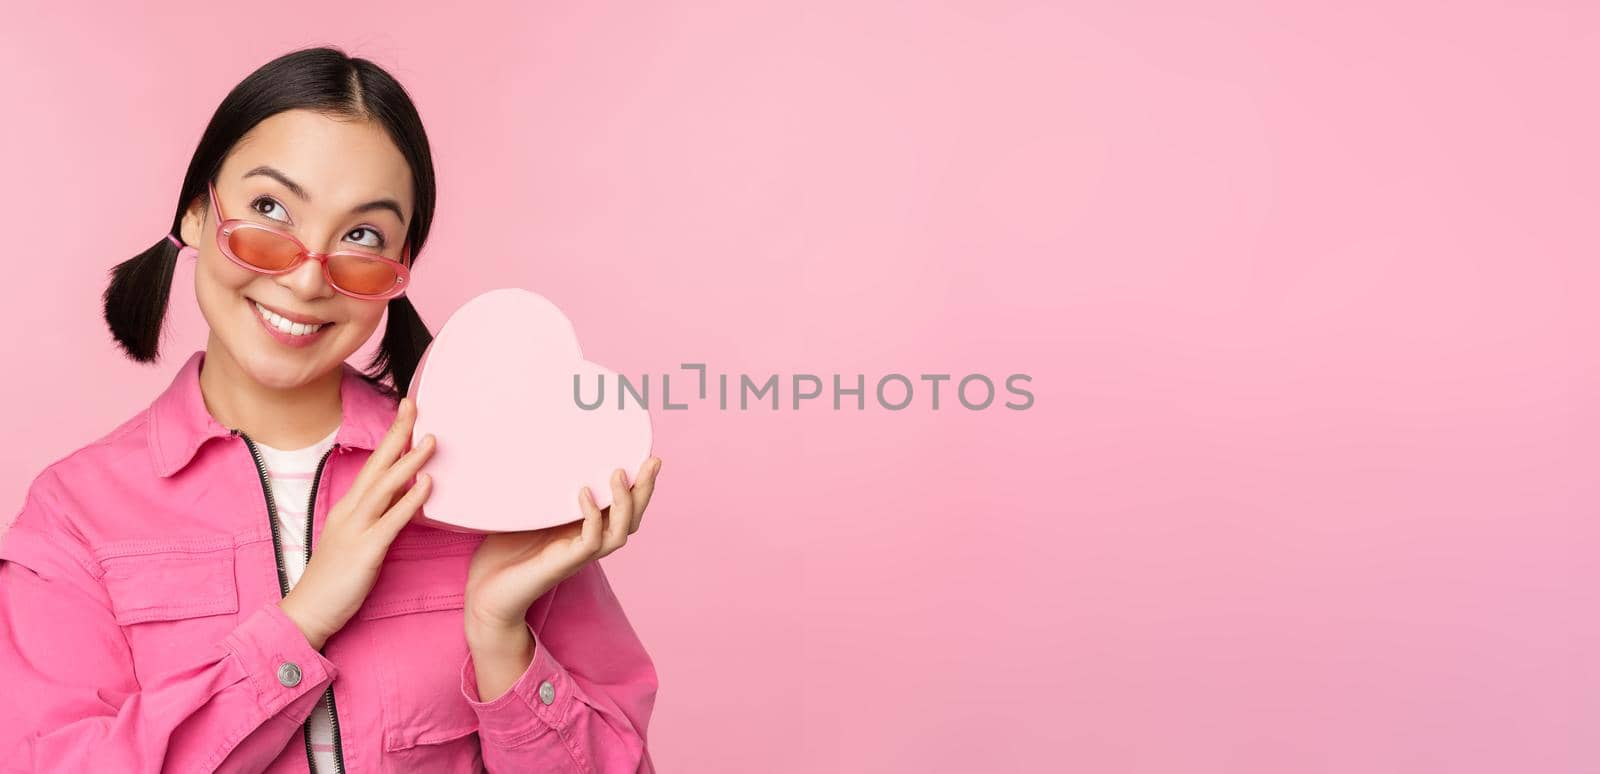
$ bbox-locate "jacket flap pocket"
[359,588,466,620]
[100,541,239,625]
[385,523,482,560]
[357,565,469,620]
[357,532,477,621]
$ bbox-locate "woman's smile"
[248,296,334,346]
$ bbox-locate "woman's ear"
[179,193,208,249]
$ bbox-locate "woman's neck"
[197,340,342,450]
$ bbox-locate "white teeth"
[253,301,327,337]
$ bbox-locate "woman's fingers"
[371,472,433,544]
[356,433,435,522]
[628,457,660,533]
[578,486,605,559]
[350,397,420,498]
[606,469,633,549]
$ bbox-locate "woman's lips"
[249,298,332,348]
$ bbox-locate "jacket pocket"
[97,538,240,684]
[357,525,484,753]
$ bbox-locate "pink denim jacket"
[0,349,658,773]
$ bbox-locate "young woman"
[0,47,661,773]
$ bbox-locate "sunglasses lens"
[228,227,302,271]
[328,254,403,296]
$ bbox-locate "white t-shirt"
[255,425,341,772]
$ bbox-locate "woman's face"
[180,108,415,391]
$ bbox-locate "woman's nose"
[278,253,337,299]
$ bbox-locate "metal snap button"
[277,662,303,687]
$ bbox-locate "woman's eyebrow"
[241,165,407,225]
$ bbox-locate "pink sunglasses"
[204,179,412,300]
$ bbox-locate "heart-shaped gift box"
[406,287,654,533]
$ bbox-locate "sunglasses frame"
[206,179,412,300]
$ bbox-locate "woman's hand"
[463,456,661,646]
[278,397,436,649]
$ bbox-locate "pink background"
[2,2,1596,771]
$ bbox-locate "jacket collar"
[148,349,398,478]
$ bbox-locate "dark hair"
[102,45,436,399]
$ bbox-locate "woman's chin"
[235,343,338,390]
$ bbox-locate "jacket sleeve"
[459,559,659,773]
[0,472,340,773]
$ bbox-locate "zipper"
[235,428,349,774]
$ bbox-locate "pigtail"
[102,235,182,363]
[362,294,433,399]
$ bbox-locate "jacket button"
[538,680,555,705]
[277,662,303,687]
